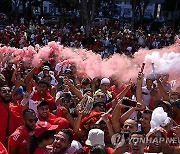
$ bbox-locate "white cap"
[85,129,105,146]
[100,78,110,85]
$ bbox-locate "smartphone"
[122,98,137,107]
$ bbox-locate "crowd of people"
[0,17,179,154]
[0,18,179,58]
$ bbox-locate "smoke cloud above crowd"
[0,39,179,85]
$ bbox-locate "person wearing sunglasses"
[0,85,25,148]
[55,92,75,127]
[8,109,37,154]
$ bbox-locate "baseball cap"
[93,100,106,109]
[34,121,58,137]
[43,66,50,71]
[12,86,25,96]
[53,117,69,131]
[170,99,180,108]
[100,78,110,85]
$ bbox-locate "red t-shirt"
[8,125,30,154]
[0,142,8,154]
[31,90,56,112]
[0,102,23,147]
[34,147,52,154]
[38,112,57,124]
[56,107,66,118]
[38,113,70,131]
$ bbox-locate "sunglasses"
[1,89,11,93]
[62,98,71,103]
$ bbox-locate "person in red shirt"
[0,142,8,154]
[29,121,58,154]
[8,109,37,154]
[55,92,74,127]
[52,129,73,154]
[28,79,56,113]
[0,85,23,148]
[37,100,69,130]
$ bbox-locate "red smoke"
[0,39,179,87]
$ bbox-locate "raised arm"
[24,67,37,93]
[120,102,144,124]
[136,72,146,107]
[156,77,170,101]
[116,80,132,99]
[64,77,83,100]
[112,99,122,132]
[101,113,115,138]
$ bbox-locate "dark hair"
[23,109,36,118]
[37,100,49,109]
[143,109,152,115]
[29,130,56,154]
[81,78,91,86]
[37,79,50,87]
[60,129,73,144]
[130,131,146,138]
[89,144,108,154]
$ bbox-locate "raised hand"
[137,72,144,81]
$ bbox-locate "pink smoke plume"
[0,39,179,86]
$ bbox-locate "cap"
[12,86,25,96]
[43,66,50,71]
[100,78,110,85]
[64,69,72,74]
[85,129,105,146]
[170,99,180,108]
[53,117,69,131]
[34,121,58,137]
[93,100,106,109]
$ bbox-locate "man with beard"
[0,85,23,147]
[53,129,73,154]
[8,109,37,154]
